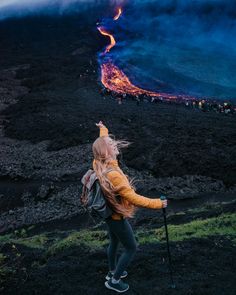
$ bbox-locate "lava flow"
[97,27,116,54]
[97,7,190,101]
[114,7,122,20]
[101,61,178,99]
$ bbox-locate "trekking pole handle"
[160,195,167,212]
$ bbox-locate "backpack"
[81,169,113,220]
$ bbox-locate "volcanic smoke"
[97,6,195,101]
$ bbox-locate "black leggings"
[105,217,138,280]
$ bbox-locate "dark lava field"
[0,5,236,295]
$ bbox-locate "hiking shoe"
[105,278,129,293]
[105,270,128,280]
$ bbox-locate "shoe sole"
[105,281,129,293]
[105,274,127,280]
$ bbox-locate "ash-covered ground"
[0,9,236,295]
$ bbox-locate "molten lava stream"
[101,61,178,99]
[97,27,116,54]
[114,7,122,20]
[98,7,188,101]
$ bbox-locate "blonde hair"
[92,135,137,218]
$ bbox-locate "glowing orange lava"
[114,7,122,20]
[98,7,192,101]
[97,27,116,54]
[101,61,178,99]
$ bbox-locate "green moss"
[0,233,48,250]
[0,233,14,244]
[46,230,108,257]
[0,213,235,259]
[16,234,48,249]
[152,213,236,242]
[136,229,160,244]
[46,213,236,256]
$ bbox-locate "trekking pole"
[160,196,176,289]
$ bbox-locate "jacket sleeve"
[92,126,109,170]
[106,170,163,209]
[99,126,108,137]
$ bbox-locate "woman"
[92,121,167,293]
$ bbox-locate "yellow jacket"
[93,126,163,220]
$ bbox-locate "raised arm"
[106,170,164,209]
[96,121,108,137]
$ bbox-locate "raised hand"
[95,121,106,129]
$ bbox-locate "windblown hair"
[91,135,137,218]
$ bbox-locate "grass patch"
[151,213,236,242]
[46,213,236,255]
[135,229,160,244]
[0,233,14,244]
[0,213,234,290]
[46,230,107,257]
[0,233,48,250]
[0,213,235,259]
[16,234,48,249]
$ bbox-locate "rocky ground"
[0,11,236,295]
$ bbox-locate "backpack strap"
[81,169,97,190]
[82,167,119,189]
